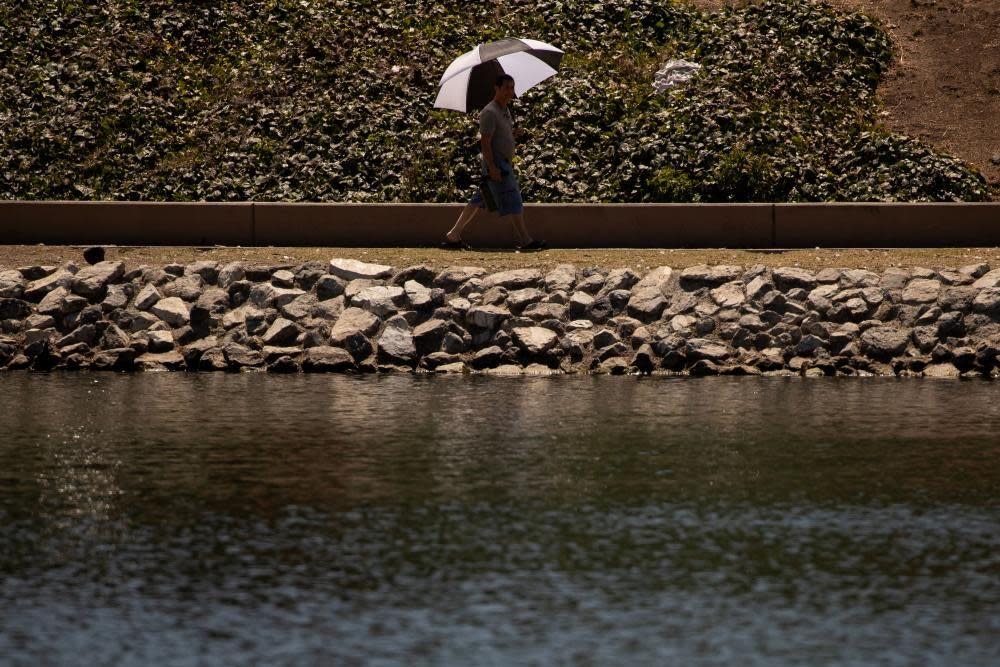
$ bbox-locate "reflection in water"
[0,375,998,664]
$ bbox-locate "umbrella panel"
[466,59,505,112]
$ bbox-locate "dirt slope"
[689,0,999,192]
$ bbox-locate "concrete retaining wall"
[1,201,998,247]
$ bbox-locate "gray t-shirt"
[479,100,515,163]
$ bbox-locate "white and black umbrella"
[434,37,564,113]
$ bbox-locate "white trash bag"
[653,59,702,92]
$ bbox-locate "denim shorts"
[469,158,524,216]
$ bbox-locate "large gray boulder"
[328,258,393,281]
[315,274,346,301]
[544,264,576,292]
[23,269,75,302]
[150,297,191,327]
[302,346,355,372]
[262,317,301,346]
[377,316,416,364]
[217,262,246,289]
[434,266,487,290]
[860,327,910,358]
[512,326,559,355]
[134,284,161,311]
[403,280,443,310]
[680,265,742,287]
[507,287,545,312]
[37,286,88,316]
[162,274,205,302]
[280,293,319,321]
[482,268,543,290]
[773,267,816,291]
[72,261,125,299]
[352,285,405,317]
[710,281,746,308]
[329,307,380,359]
[0,270,24,299]
[972,268,1000,289]
[901,279,941,305]
[413,318,449,353]
[466,305,509,330]
[627,266,672,320]
[972,287,1000,314]
[687,338,733,362]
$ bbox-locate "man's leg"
[445,202,480,241]
[506,212,532,246]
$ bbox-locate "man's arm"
[481,132,500,182]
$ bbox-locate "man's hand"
[488,165,502,182]
[513,127,528,140]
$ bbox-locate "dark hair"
[495,73,514,88]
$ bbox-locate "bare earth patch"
[687,0,1000,193]
[3,245,1000,273]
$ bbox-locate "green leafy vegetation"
[0,0,991,202]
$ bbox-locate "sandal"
[439,238,472,250]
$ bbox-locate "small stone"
[328,258,393,281]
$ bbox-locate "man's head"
[493,74,516,106]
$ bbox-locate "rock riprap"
[2,259,1000,377]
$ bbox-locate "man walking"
[442,74,545,251]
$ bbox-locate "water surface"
[1,375,998,665]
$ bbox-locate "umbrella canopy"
[434,38,564,113]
